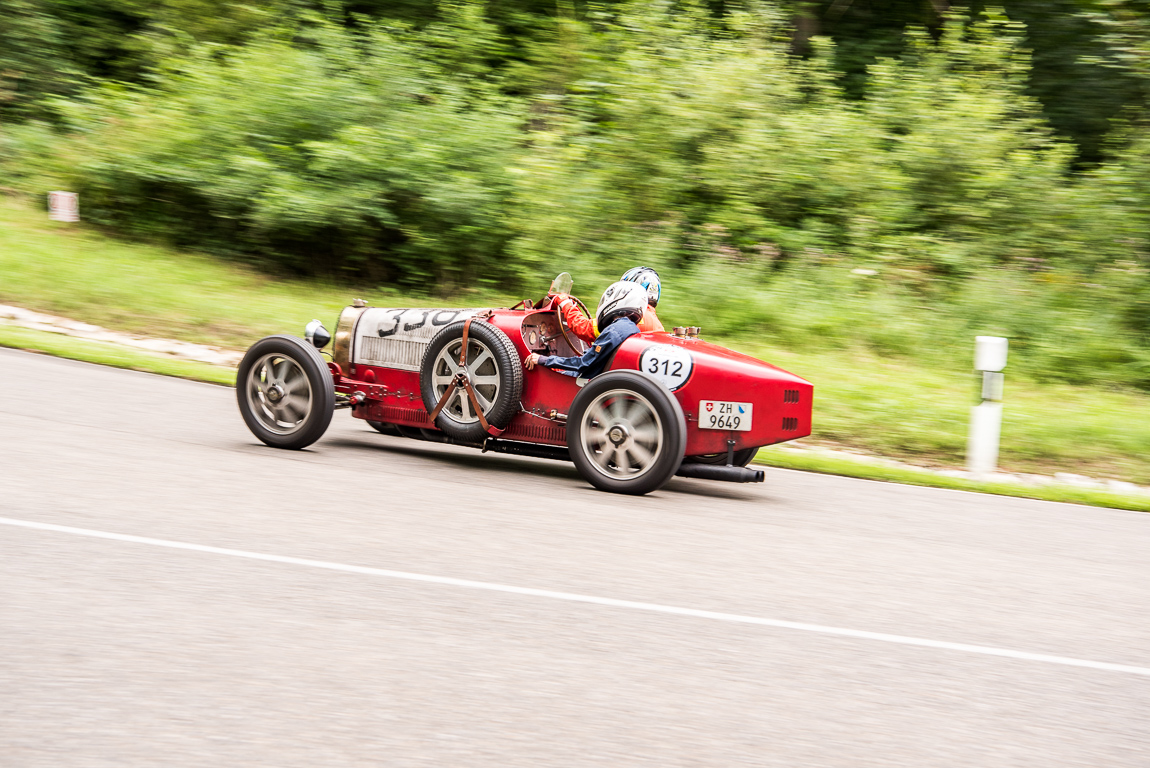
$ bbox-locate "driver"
[525,282,647,378]
[552,291,597,345]
[620,266,665,333]
[552,266,665,343]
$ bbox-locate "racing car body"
[236,285,812,495]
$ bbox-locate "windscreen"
[549,272,574,295]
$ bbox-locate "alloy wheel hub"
[607,424,629,446]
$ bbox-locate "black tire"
[684,448,758,467]
[567,370,686,495]
[236,335,335,449]
[367,420,400,436]
[420,320,523,442]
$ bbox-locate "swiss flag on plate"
[705,402,713,412]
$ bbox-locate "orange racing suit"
[638,304,665,334]
[554,294,597,344]
[555,293,664,343]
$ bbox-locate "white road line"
[3,515,1148,677]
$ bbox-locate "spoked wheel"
[432,339,501,422]
[236,335,334,449]
[420,320,522,442]
[580,390,665,479]
[568,370,686,495]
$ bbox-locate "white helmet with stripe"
[620,266,661,307]
[595,281,648,329]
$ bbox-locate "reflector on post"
[974,336,1008,373]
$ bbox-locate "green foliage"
[784,0,1146,165]
[3,193,1150,483]
[0,0,69,119]
[31,19,525,287]
[40,0,309,82]
[5,1,1150,395]
[994,0,1142,166]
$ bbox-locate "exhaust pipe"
[675,463,765,483]
[372,422,572,461]
[483,439,570,462]
[379,421,768,480]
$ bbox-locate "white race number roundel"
[639,344,693,391]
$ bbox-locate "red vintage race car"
[236,275,812,495]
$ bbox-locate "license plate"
[698,401,753,431]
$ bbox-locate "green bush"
[29,16,525,287]
[6,2,1150,390]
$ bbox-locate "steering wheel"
[554,294,592,355]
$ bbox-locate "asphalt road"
[2,347,1148,767]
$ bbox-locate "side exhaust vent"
[783,389,800,403]
[782,417,798,431]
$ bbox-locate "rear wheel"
[684,448,758,467]
[567,370,686,495]
[236,335,335,449]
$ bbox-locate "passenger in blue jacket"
[525,281,649,379]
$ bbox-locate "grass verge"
[0,325,235,386]
[753,447,1150,514]
[2,195,1148,483]
[3,321,1148,512]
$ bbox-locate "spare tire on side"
[236,334,335,450]
[567,370,687,495]
[420,319,523,442]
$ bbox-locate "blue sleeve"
[537,318,640,378]
[537,345,603,378]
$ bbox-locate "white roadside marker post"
[48,191,80,222]
[967,336,1008,479]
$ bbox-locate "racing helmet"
[620,266,661,308]
[596,281,648,329]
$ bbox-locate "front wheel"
[236,335,335,449]
[567,370,686,495]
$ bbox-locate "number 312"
[647,357,683,377]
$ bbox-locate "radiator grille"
[357,336,427,372]
[783,389,800,404]
[782,417,799,431]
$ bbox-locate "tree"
[0,0,68,119]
